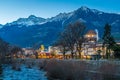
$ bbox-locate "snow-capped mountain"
[48,12,73,22]
[0,6,120,48]
[6,15,46,26]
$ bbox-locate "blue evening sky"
[0,0,120,24]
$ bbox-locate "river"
[0,65,47,80]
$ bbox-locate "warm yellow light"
[87,35,90,37]
[91,35,94,37]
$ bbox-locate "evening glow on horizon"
[0,0,120,24]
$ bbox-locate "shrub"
[98,63,119,80]
[42,59,120,80]
[26,61,35,68]
[11,60,21,71]
[44,59,88,80]
[39,59,48,70]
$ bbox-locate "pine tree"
[113,45,120,59]
[102,23,116,59]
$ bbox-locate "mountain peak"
[5,15,46,26]
[28,15,37,19]
[76,6,103,14]
[80,6,89,10]
[75,6,91,13]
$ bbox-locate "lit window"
[87,35,90,37]
[91,35,94,37]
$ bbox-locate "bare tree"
[55,21,86,59]
[70,21,86,58]
[53,32,68,59]
[64,24,76,58]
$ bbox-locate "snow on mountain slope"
[6,15,46,27]
[0,6,120,48]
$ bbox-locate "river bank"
[1,58,120,80]
[39,59,120,80]
[0,64,47,80]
